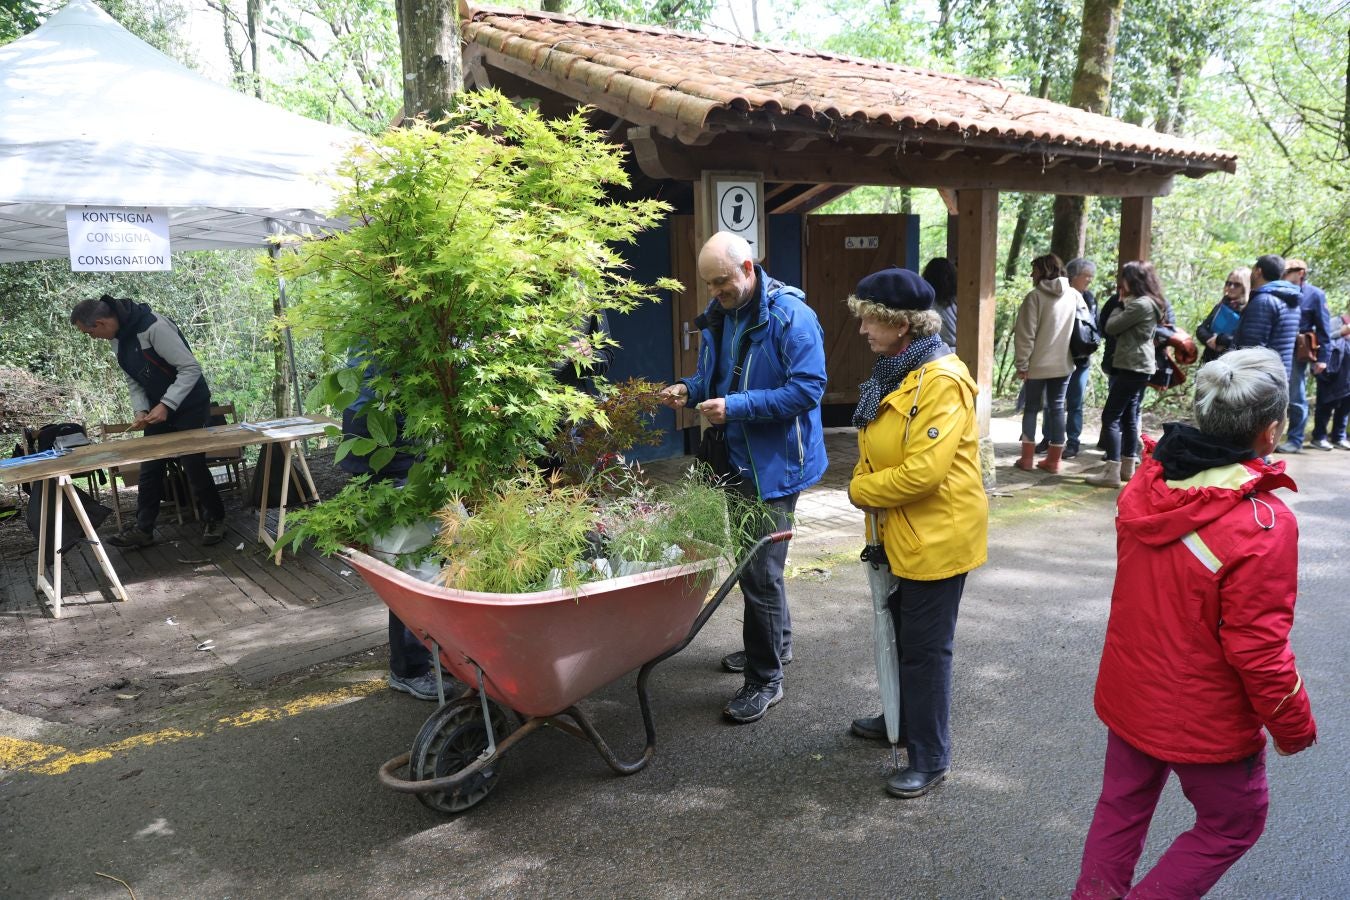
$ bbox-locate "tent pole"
[266,219,304,415]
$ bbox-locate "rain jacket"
[109,297,210,419]
[1013,276,1083,379]
[1094,425,1317,763]
[1103,295,1162,375]
[850,351,988,581]
[1235,280,1302,374]
[680,266,828,500]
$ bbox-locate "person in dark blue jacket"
[1280,259,1333,451]
[70,295,226,548]
[1234,256,1302,450]
[659,231,828,725]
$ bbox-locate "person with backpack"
[70,295,226,547]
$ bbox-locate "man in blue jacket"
[1234,255,1303,451]
[659,231,828,724]
[1280,258,1333,452]
[71,295,226,548]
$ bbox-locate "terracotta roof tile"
[464,6,1235,172]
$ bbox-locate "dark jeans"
[1022,374,1070,445]
[1312,396,1350,442]
[1286,359,1309,446]
[889,573,966,772]
[1100,370,1150,462]
[729,488,797,689]
[138,407,225,533]
[389,612,432,678]
[1044,357,1092,446]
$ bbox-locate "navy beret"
[854,267,935,311]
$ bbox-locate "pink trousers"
[1073,730,1268,899]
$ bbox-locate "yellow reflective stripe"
[1181,531,1222,573]
[1165,463,1252,492]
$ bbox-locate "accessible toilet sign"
[66,206,171,271]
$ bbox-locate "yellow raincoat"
[850,354,988,581]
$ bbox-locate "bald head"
[698,231,757,310]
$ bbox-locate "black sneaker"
[1063,442,1080,460]
[720,649,793,673]
[201,520,227,545]
[850,714,906,744]
[107,527,154,549]
[387,671,440,701]
[723,682,783,723]
[1035,436,1050,453]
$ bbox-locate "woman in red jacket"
[1073,347,1317,899]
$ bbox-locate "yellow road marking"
[2,678,387,777]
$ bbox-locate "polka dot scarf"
[852,334,942,428]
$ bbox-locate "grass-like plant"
[266,90,678,554]
[436,470,597,594]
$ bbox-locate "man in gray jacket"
[71,295,226,547]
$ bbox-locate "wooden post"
[955,189,999,489]
[938,189,959,265]
[1118,196,1153,269]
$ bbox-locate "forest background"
[1,0,1347,432]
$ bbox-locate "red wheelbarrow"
[341,530,791,814]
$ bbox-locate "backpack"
[1069,303,1101,358]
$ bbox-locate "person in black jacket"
[71,295,225,548]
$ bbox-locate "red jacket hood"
[1118,437,1297,547]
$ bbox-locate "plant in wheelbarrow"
[266,92,777,815]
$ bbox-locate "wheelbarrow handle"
[647,529,793,669]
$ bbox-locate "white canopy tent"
[0,0,356,263]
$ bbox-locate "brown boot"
[1014,440,1036,471]
[1037,443,1065,474]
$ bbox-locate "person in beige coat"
[1013,253,1087,473]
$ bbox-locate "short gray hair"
[1193,348,1288,445]
[1066,258,1096,279]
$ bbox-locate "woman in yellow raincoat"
[846,266,989,798]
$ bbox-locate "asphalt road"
[2,450,1347,899]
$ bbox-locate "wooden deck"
[0,497,389,724]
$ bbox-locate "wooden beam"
[627,131,1177,197]
[936,188,959,216]
[1118,196,1153,269]
[955,189,998,444]
[772,183,840,215]
[463,45,491,91]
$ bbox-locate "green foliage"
[575,0,717,32]
[253,0,400,134]
[0,250,296,428]
[0,0,44,42]
[545,377,665,484]
[433,466,745,594]
[437,471,598,593]
[270,89,676,550]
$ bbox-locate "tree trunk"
[246,0,261,99]
[541,0,564,11]
[272,291,290,417]
[395,0,464,121]
[1050,0,1125,263]
[220,0,245,90]
[1004,193,1035,282]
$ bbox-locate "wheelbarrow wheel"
[409,698,513,814]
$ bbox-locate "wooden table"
[0,416,336,617]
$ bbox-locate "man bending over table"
[71,295,226,548]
